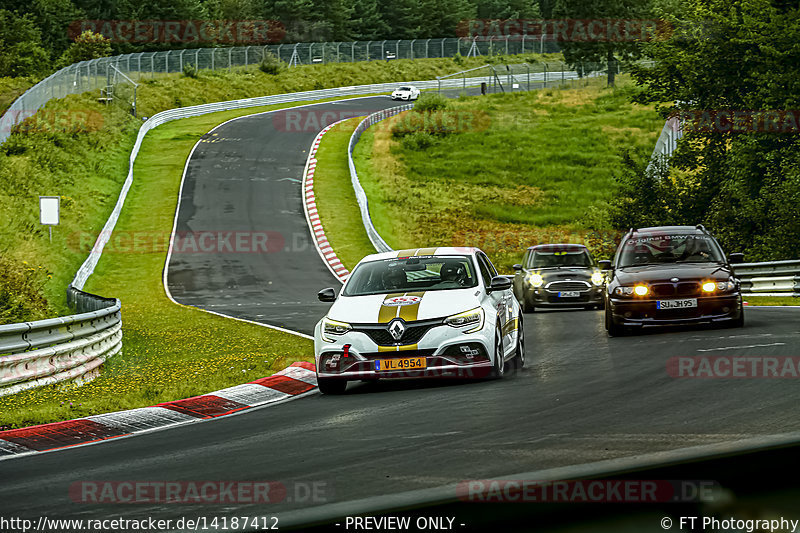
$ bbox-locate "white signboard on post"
[39,196,60,242]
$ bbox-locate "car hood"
[327,288,481,324]
[614,263,733,285]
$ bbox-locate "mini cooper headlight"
[322,317,352,342]
[526,273,544,288]
[591,271,604,286]
[444,307,485,333]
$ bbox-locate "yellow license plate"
[375,357,427,371]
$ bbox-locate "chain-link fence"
[0,37,565,145]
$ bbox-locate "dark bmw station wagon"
[603,225,745,336]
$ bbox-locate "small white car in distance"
[313,247,525,394]
[391,85,420,101]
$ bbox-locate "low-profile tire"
[490,326,505,378]
[605,305,625,337]
[513,316,525,368]
[597,298,606,311]
[317,377,347,395]
[725,310,745,328]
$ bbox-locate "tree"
[347,0,390,40]
[0,10,50,77]
[552,0,653,86]
[620,0,800,260]
[31,0,84,61]
[58,30,112,67]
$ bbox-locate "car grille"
[546,281,590,292]
[651,282,702,297]
[352,319,441,346]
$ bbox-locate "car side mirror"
[318,288,336,302]
[489,276,512,292]
[728,253,744,264]
[512,264,523,271]
[598,260,612,270]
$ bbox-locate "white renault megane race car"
[313,247,525,394]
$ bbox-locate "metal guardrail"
[733,260,800,297]
[347,105,414,253]
[0,287,121,397]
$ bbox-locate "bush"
[0,255,51,324]
[259,52,283,75]
[400,132,436,151]
[182,62,198,78]
[413,92,449,113]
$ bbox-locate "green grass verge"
[744,296,800,306]
[352,76,663,271]
[0,100,371,429]
[1,53,563,324]
[312,118,376,270]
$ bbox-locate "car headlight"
[526,273,544,288]
[591,271,604,286]
[613,285,648,296]
[717,280,735,291]
[321,317,352,342]
[702,282,716,293]
[444,307,485,333]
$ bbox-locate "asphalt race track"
[2,96,800,529]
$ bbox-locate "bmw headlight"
[321,317,352,342]
[444,307,484,333]
[613,285,649,297]
[591,271,604,286]
[526,273,544,288]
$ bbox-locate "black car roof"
[527,243,588,250]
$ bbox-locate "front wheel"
[317,376,347,395]
[605,305,625,337]
[521,293,535,313]
[490,326,505,378]
[513,316,525,368]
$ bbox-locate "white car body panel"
[391,85,420,101]
[313,247,522,384]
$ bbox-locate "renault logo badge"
[388,319,405,341]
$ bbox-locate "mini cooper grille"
[352,320,441,346]
[546,281,590,292]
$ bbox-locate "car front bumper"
[314,323,496,380]
[524,286,604,307]
[608,294,742,326]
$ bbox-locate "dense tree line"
[615,0,800,260]
[0,0,547,77]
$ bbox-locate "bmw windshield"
[342,256,478,296]
[618,234,726,267]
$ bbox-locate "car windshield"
[398,86,411,91]
[528,249,592,268]
[617,234,726,267]
[342,255,477,296]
